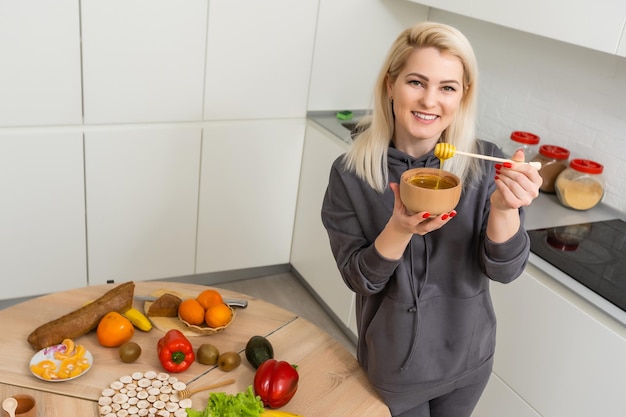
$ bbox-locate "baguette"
[27,281,135,350]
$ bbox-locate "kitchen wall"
[427,10,626,213]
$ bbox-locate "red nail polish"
[503,162,513,168]
[494,163,502,170]
[422,212,430,219]
[494,175,499,180]
[495,169,501,175]
[449,211,457,217]
[442,214,449,220]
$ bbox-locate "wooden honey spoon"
[434,143,542,169]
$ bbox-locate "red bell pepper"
[157,329,195,373]
[253,359,299,408]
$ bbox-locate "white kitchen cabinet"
[617,26,626,57]
[472,374,540,417]
[490,264,626,417]
[203,0,318,120]
[0,0,82,126]
[290,121,356,332]
[81,0,207,124]
[196,119,304,273]
[85,126,201,284]
[308,0,429,111]
[407,0,626,55]
[0,131,86,299]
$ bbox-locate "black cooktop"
[528,219,626,312]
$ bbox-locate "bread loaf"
[147,293,182,317]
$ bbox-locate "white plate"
[29,343,93,382]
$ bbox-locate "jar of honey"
[555,159,604,211]
[505,131,540,160]
[532,145,570,193]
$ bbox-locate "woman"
[321,22,542,417]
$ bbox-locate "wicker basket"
[177,304,235,335]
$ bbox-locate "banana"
[122,307,153,331]
[260,411,305,417]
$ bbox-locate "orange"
[205,303,232,328]
[196,289,224,309]
[179,298,205,325]
[97,311,134,347]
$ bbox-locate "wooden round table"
[0,281,389,416]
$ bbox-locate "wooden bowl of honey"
[399,167,462,215]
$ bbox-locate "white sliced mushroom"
[100,405,113,414]
[112,403,122,411]
[128,406,139,415]
[127,391,137,398]
[158,394,169,402]
[102,388,116,397]
[165,403,179,412]
[174,410,187,417]
[113,393,129,404]
[147,395,157,403]
[171,382,186,391]
[104,413,117,417]
[147,387,160,396]
[137,391,149,400]
[120,375,133,384]
[138,409,148,417]
[132,371,144,380]
[153,400,166,410]
[169,395,179,403]
[116,410,129,417]
[157,410,171,417]
[151,380,163,388]
[136,400,150,409]
[126,383,138,391]
[111,381,125,390]
[138,378,151,388]
[144,371,157,380]
[178,399,192,409]
[99,397,113,406]
[157,373,169,381]
[159,385,172,394]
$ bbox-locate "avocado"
[245,335,274,369]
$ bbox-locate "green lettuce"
[186,385,265,417]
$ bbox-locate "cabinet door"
[0,132,86,299]
[290,122,354,327]
[408,0,626,54]
[85,127,201,284]
[0,0,82,126]
[308,0,429,111]
[204,0,317,120]
[81,0,207,124]
[196,120,304,273]
[490,266,626,417]
[472,373,540,417]
[618,26,626,57]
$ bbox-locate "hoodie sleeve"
[477,141,531,283]
[321,157,400,295]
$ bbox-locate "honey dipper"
[434,143,541,169]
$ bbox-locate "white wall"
[428,9,626,212]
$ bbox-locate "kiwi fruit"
[218,351,242,372]
[197,344,220,365]
[119,342,142,363]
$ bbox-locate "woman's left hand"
[491,149,542,211]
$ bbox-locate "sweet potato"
[27,281,135,350]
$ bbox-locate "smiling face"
[387,47,465,157]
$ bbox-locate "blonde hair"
[343,22,481,193]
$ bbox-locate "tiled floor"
[214,272,357,357]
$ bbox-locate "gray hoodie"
[321,140,529,414]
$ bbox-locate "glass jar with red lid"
[504,131,540,160]
[531,145,570,193]
[555,159,604,210]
